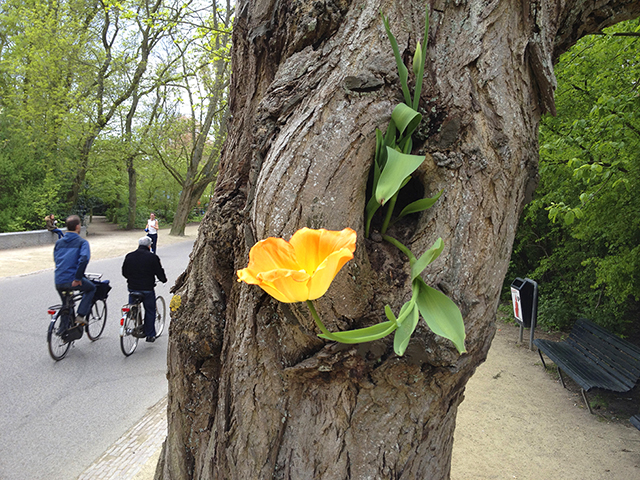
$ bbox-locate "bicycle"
[46,273,111,361]
[119,290,166,356]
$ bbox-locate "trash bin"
[510,277,538,349]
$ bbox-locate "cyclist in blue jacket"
[54,215,95,326]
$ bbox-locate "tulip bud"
[413,41,422,76]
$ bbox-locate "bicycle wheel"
[86,299,107,340]
[155,296,166,337]
[48,313,71,361]
[120,309,139,356]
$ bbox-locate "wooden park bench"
[534,318,640,414]
[631,415,640,430]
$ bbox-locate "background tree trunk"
[157,1,640,478]
[127,157,138,230]
[169,182,210,236]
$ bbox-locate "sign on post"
[510,277,538,350]
[511,287,522,323]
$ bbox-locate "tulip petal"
[290,227,356,276]
[307,247,354,300]
[257,269,311,303]
[237,227,357,303]
[248,237,300,272]
[237,267,259,284]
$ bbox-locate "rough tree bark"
[157,1,640,479]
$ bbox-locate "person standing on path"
[121,236,167,342]
[46,214,64,239]
[54,215,95,325]
[146,213,159,253]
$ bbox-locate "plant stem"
[306,300,336,338]
[382,234,416,262]
[380,191,399,235]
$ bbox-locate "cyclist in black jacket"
[122,236,167,342]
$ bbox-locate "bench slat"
[534,339,629,391]
[568,339,639,390]
[570,320,640,383]
[569,333,640,375]
[576,319,640,358]
[533,319,640,393]
[570,332,640,376]
[631,415,640,431]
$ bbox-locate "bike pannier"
[93,280,112,300]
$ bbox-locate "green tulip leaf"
[413,9,429,109]
[399,135,413,155]
[399,189,443,218]
[382,234,416,263]
[318,320,397,344]
[391,103,422,138]
[394,301,420,356]
[382,13,411,106]
[375,128,386,171]
[410,237,444,281]
[413,277,466,354]
[384,304,397,322]
[399,175,412,190]
[365,195,381,237]
[375,147,425,205]
[384,119,397,151]
[394,299,416,326]
[366,130,387,237]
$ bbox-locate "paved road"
[0,240,193,480]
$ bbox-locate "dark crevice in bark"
[288,0,352,55]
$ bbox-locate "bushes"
[505,20,640,335]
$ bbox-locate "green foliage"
[0,0,231,232]
[507,20,640,334]
[355,10,465,355]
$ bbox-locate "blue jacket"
[54,232,91,285]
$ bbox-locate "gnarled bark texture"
[157,1,640,479]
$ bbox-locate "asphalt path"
[0,240,194,480]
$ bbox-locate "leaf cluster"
[507,19,640,333]
[350,10,466,355]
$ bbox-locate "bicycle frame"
[48,308,82,349]
[120,304,132,336]
[48,291,82,332]
[47,273,108,361]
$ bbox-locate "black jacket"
[122,246,167,291]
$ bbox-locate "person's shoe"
[145,336,156,343]
[132,326,145,338]
[75,315,87,326]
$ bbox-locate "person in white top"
[146,213,159,253]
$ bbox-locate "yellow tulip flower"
[237,227,357,303]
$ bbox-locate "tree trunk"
[127,155,137,230]
[68,133,96,205]
[170,182,209,236]
[157,1,640,479]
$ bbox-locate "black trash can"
[510,277,538,349]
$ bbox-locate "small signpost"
[510,277,538,350]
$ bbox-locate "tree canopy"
[508,19,640,332]
[0,0,232,233]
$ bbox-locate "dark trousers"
[129,290,156,338]
[50,228,64,239]
[147,233,158,253]
[56,277,96,317]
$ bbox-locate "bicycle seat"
[129,292,145,302]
